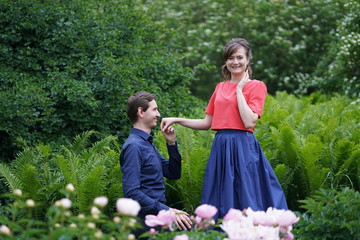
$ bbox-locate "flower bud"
[116,198,141,216]
[65,184,75,193]
[26,199,35,208]
[87,222,96,229]
[94,230,102,239]
[94,196,108,208]
[59,198,72,209]
[13,189,22,197]
[113,216,121,224]
[0,225,11,236]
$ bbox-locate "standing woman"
[161,38,288,219]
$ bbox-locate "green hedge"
[0,0,196,161]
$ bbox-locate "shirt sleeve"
[120,143,169,214]
[247,81,267,117]
[205,83,220,115]
[160,142,181,180]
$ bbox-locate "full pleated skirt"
[201,129,288,219]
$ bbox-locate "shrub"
[294,187,360,239]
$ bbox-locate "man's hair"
[126,91,156,123]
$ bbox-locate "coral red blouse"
[205,80,267,132]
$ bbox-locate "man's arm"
[160,126,181,180]
[120,143,169,214]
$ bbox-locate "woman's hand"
[236,70,250,91]
[160,117,178,132]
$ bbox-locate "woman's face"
[225,46,249,76]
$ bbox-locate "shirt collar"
[130,128,153,143]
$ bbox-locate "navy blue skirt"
[201,129,288,219]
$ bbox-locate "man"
[120,91,192,232]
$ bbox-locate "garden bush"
[0,0,196,162]
[294,187,360,239]
[139,0,358,99]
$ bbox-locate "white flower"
[94,196,108,208]
[87,222,96,229]
[113,216,121,224]
[128,234,135,240]
[116,198,141,216]
[58,198,72,209]
[69,223,77,228]
[65,183,75,193]
[0,225,11,236]
[13,189,22,197]
[90,207,100,216]
[26,199,35,208]
[94,230,102,239]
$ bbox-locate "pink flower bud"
[195,204,217,219]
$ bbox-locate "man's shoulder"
[122,134,144,148]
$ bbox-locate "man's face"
[142,100,160,129]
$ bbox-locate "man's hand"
[161,124,176,145]
[170,208,193,230]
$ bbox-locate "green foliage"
[139,0,356,99]
[294,188,360,239]
[257,92,360,210]
[0,189,140,240]
[0,0,196,161]
[0,131,122,219]
[155,126,214,213]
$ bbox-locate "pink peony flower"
[254,225,280,240]
[221,218,255,240]
[276,211,300,227]
[195,204,217,219]
[173,234,189,240]
[145,210,176,231]
[224,208,245,221]
[116,198,141,216]
[282,232,294,240]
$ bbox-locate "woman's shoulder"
[247,79,267,89]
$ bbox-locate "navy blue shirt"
[120,128,181,216]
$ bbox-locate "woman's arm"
[236,72,259,129]
[161,114,213,131]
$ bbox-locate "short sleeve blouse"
[205,80,267,132]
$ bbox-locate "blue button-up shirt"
[120,128,181,216]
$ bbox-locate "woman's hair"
[126,91,156,123]
[221,38,253,80]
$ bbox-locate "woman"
[161,38,288,219]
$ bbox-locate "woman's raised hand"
[160,117,177,132]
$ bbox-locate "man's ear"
[137,107,144,118]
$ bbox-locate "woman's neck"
[229,73,245,83]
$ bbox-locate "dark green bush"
[294,188,360,239]
[0,0,196,161]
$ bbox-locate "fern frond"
[77,166,106,213]
[69,130,96,155]
[297,135,327,192]
[18,165,41,200]
[83,135,117,161]
[12,148,36,173]
[0,163,22,191]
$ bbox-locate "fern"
[68,130,96,155]
[77,166,107,213]
[0,163,22,191]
